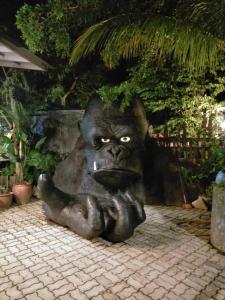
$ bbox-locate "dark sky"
[0,0,44,39]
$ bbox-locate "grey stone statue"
[38,97,185,242]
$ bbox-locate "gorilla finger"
[85,194,98,210]
[85,195,104,231]
[112,195,132,214]
[124,191,146,223]
[38,173,51,182]
[38,174,51,188]
[37,174,54,199]
[123,190,140,204]
[106,207,117,220]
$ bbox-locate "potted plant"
[0,163,14,209]
[0,184,13,208]
[0,99,34,204]
[0,100,57,204]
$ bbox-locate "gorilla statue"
[38,98,184,242]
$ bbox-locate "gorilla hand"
[37,174,104,240]
[102,191,146,243]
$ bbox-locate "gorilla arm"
[38,175,145,242]
[37,175,104,239]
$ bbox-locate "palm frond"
[190,1,225,39]
[70,14,225,72]
[70,17,116,64]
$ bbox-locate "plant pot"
[182,203,193,209]
[12,183,33,205]
[0,192,13,208]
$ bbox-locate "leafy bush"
[23,138,57,183]
[0,136,57,183]
[198,141,225,184]
[181,140,225,199]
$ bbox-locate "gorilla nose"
[107,146,122,160]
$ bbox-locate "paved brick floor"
[0,200,225,300]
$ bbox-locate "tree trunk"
[15,162,23,184]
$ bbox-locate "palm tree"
[70,2,225,72]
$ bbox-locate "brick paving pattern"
[0,200,225,300]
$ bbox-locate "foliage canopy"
[71,14,224,72]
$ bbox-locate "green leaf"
[2,136,11,144]
[35,137,46,150]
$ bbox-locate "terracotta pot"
[182,203,193,209]
[12,183,33,205]
[0,192,13,209]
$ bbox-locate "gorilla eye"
[120,136,131,143]
[101,138,110,143]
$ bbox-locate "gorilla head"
[80,98,149,190]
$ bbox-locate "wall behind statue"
[32,110,84,158]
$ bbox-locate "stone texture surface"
[211,186,225,253]
[0,200,225,300]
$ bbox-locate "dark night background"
[0,1,42,39]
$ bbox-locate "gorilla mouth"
[92,168,141,190]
